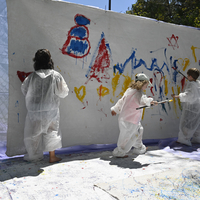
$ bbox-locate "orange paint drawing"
[97,85,109,101]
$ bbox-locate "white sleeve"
[179,82,197,103]
[140,95,153,107]
[21,75,31,96]
[111,96,126,114]
[55,74,69,98]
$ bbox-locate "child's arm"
[140,95,154,107]
[55,75,69,98]
[111,97,125,115]
[171,94,179,98]
[172,82,197,103]
[21,74,32,96]
[111,110,117,116]
[151,101,158,105]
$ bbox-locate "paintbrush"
[136,99,173,110]
[172,67,188,80]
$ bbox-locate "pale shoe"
[132,144,146,155]
[177,138,192,146]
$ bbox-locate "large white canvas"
[6,0,200,156]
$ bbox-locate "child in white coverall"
[171,68,200,146]
[21,49,69,163]
[111,73,157,158]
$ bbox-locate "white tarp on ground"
[1,148,200,200]
[5,0,200,156]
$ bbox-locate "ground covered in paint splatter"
[0,144,200,200]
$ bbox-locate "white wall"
[6,0,200,156]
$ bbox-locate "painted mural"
[6,0,200,156]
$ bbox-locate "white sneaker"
[132,144,146,155]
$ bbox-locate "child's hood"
[35,69,53,79]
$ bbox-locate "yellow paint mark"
[97,85,109,101]
[172,87,178,118]
[111,72,120,97]
[110,99,114,103]
[57,66,61,72]
[177,85,182,111]
[74,85,86,102]
[118,74,131,97]
[164,76,168,96]
[178,58,190,71]
[141,108,145,120]
[191,45,200,62]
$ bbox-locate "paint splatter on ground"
[0,142,200,200]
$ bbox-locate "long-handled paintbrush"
[136,99,173,110]
[172,67,188,80]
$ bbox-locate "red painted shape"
[17,71,32,82]
[160,118,163,121]
[85,37,110,84]
[167,34,179,50]
[99,84,102,101]
[150,78,154,96]
[60,25,91,58]
[60,14,91,59]
[172,67,176,70]
[181,77,186,91]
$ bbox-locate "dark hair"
[187,68,200,80]
[33,49,54,71]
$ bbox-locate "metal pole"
[109,0,111,10]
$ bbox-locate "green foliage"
[126,0,200,28]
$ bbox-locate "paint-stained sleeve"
[55,73,69,98]
[140,95,153,107]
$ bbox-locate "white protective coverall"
[111,87,153,157]
[177,80,200,146]
[21,69,69,161]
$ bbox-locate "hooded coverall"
[21,69,69,161]
[177,80,200,146]
[111,87,153,157]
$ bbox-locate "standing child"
[111,73,157,158]
[21,49,69,163]
[171,68,200,146]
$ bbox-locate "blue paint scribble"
[113,48,171,76]
[113,49,136,74]
[170,57,179,84]
[75,15,90,26]
[67,39,88,56]
[15,101,19,107]
[70,27,87,39]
